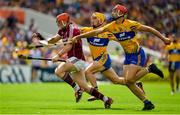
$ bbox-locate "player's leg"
[55,61,82,101]
[134,47,164,81]
[168,62,176,94]
[72,70,113,108]
[169,71,175,94]
[85,61,104,101]
[175,70,180,93]
[85,62,101,88]
[134,64,164,81]
[100,67,126,85]
[123,65,154,110]
[175,63,180,93]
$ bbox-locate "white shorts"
[67,57,89,72]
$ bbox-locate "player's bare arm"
[46,34,62,44]
[52,43,73,62]
[71,28,104,42]
[137,25,171,45]
[32,33,62,45]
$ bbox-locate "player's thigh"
[85,61,105,74]
[123,64,140,83]
[56,62,77,73]
[169,71,175,78]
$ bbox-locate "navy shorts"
[124,47,147,67]
[169,62,180,72]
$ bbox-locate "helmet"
[92,12,106,23]
[56,13,70,26]
[113,4,128,14]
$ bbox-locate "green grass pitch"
[0,82,180,114]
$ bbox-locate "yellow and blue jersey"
[166,42,180,62]
[102,19,147,66]
[80,27,116,70]
[102,19,142,53]
[165,42,180,71]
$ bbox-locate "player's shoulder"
[124,19,142,29]
[166,42,174,49]
[124,19,141,25]
[69,23,79,30]
[175,42,180,48]
[125,19,137,23]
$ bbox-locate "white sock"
[74,84,80,92]
[103,96,108,102]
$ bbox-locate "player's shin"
[62,72,80,92]
[89,88,113,109]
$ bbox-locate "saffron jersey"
[102,19,142,53]
[80,27,115,59]
[166,42,180,62]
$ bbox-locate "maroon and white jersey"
[57,23,85,60]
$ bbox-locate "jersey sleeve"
[129,20,142,30]
[165,43,173,51]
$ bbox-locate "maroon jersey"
[58,23,85,60]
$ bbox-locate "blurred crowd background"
[0,0,179,80]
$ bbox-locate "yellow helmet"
[92,12,106,23]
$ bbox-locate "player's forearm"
[139,25,166,42]
[58,44,72,57]
[76,30,99,40]
[47,38,58,44]
[47,36,61,44]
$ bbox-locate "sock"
[74,84,80,92]
[89,88,108,102]
[62,72,80,91]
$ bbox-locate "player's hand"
[32,33,46,44]
[52,55,60,62]
[39,40,48,45]
[69,36,78,43]
[164,38,171,45]
[32,33,40,39]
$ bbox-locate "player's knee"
[125,79,135,85]
[55,68,64,77]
